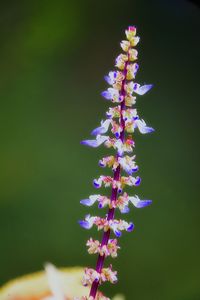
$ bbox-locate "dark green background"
[0,0,200,299]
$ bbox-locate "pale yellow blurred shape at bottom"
[0,265,125,300]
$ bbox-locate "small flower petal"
[129,195,152,208]
[135,119,155,134]
[80,195,100,206]
[101,90,112,100]
[134,176,141,186]
[91,119,111,136]
[127,222,134,232]
[81,135,108,148]
[120,206,130,214]
[79,215,95,229]
[79,220,91,229]
[133,84,153,95]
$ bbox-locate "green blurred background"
[0,0,200,299]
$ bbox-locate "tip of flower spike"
[128,25,136,32]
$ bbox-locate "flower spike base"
[80,26,154,300]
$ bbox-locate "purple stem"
[89,50,130,299]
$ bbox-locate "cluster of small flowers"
[80,26,154,299]
[99,155,138,175]
[79,214,134,237]
[93,174,141,192]
[82,265,117,286]
[80,192,151,215]
[86,238,120,258]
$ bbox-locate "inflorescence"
[79,26,154,300]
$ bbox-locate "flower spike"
[80,26,154,299]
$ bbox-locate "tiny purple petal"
[132,166,139,172]
[127,222,134,232]
[93,180,100,188]
[120,206,130,214]
[114,229,122,237]
[144,127,155,133]
[135,84,153,95]
[136,200,152,208]
[99,161,105,167]
[91,126,104,136]
[80,199,94,206]
[127,170,133,175]
[104,75,112,85]
[78,220,90,229]
[81,140,98,147]
[135,63,139,70]
[101,91,112,100]
[81,135,108,148]
[135,176,141,186]
[133,83,139,91]
[106,112,112,118]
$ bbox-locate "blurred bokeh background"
[0,0,200,299]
